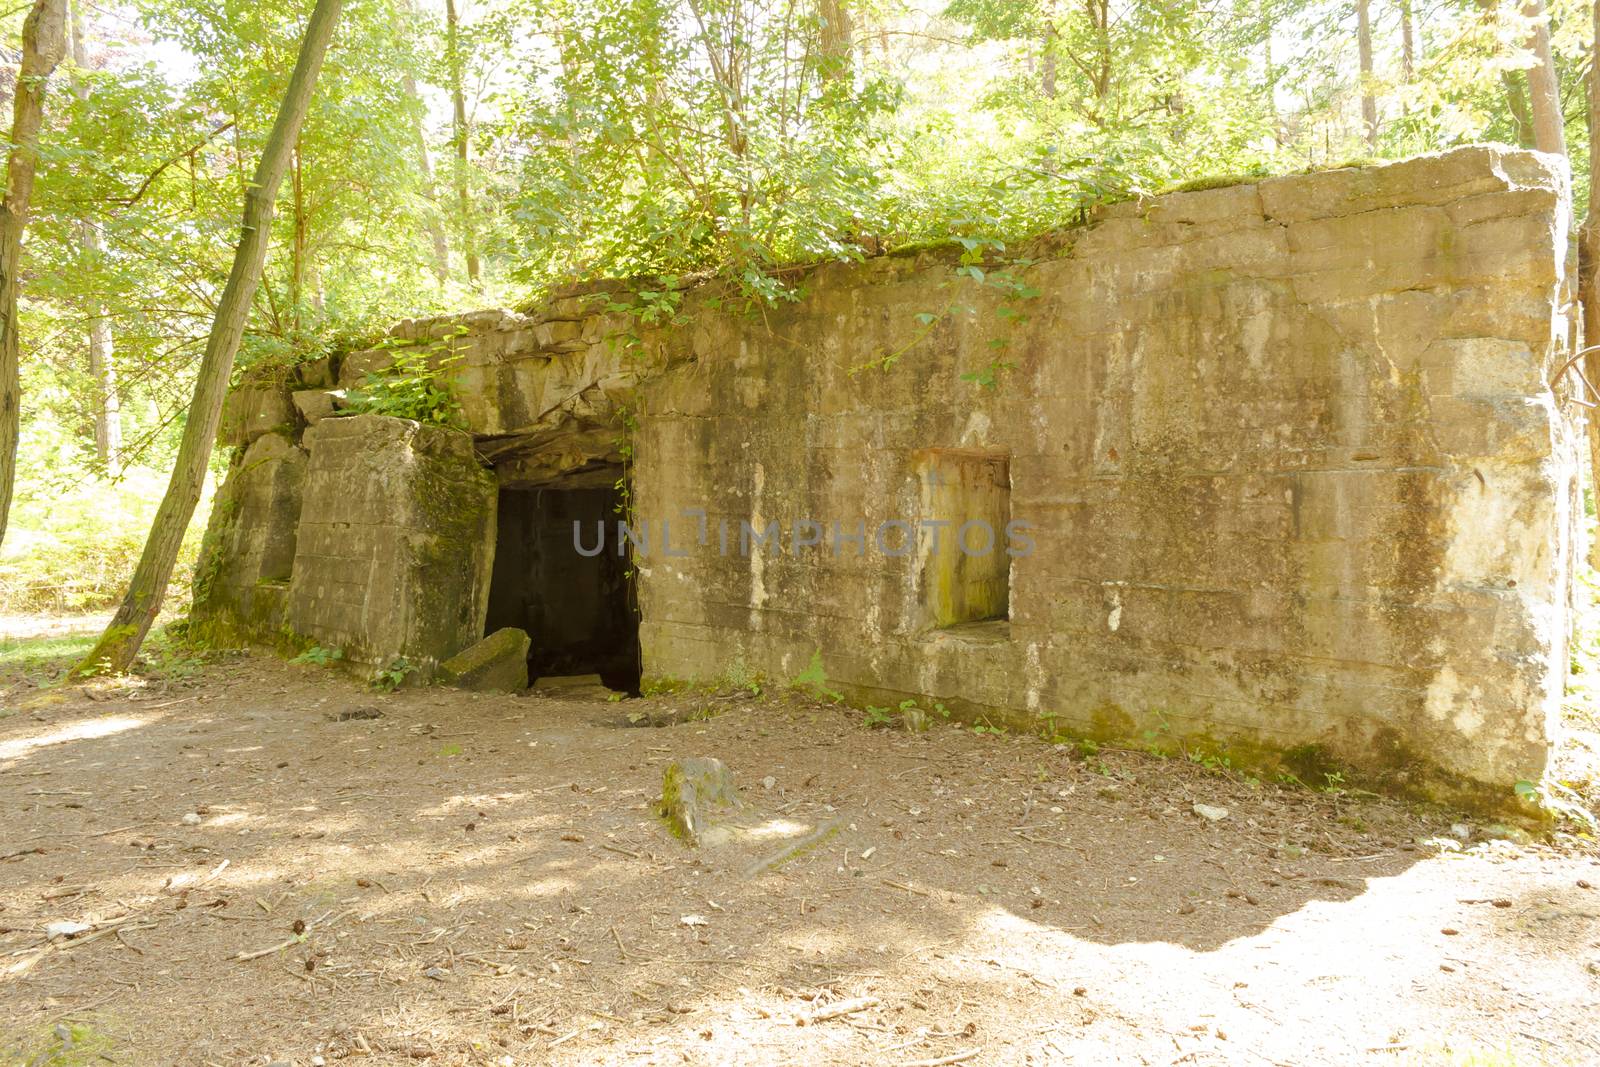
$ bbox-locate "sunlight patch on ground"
[0,714,151,762]
[740,817,813,841]
[418,791,537,817]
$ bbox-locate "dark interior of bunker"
[484,483,641,693]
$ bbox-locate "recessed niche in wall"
[915,449,1010,628]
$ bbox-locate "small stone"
[181,813,203,826]
[44,921,90,940]
[327,706,383,722]
[1449,823,1471,841]
[1192,804,1229,822]
[659,757,743,847]
[762,776,776,790]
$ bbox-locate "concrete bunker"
[192,146,1582,812]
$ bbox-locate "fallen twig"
[231,910,337,962]
[3,917,153,982]
[746,820,842,879]
[796,996,879,1026]
[611,925,629,960]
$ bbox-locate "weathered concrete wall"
[191,432,307,640]
[624,146,1577,807]
[284,415,496,674]
[333,305,642,488]
[194,145,1578,806]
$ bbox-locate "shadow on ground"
[2,639,1598,1066]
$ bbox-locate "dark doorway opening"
[484,482,640,693]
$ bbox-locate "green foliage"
[790,648,843,702]
[499,0,897,300]
[862,705,895,729]
[0,463,211,615]
[1516,778,1598,833]
[1,1021,115,1067]
[370,656,418,691]
[0,631,99,688]
[339,345,465,427]
[139,623,214,681]
[291,644,344,667]
[718,655,762,696]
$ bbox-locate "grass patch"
[0,465,210,615]
[0,631,99,686]
[0,1020,115,1066]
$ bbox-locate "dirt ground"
[2,623,1599,1067]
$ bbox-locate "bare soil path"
[2,635,1598,1066]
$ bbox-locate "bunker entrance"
[484,480,640,693]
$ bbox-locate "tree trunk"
[0,0,67,552]
[818,0,852,84]
[1476,0,1535,146]
[1356,0,1377,148]
[1040,21,1058,99]
[1581,0,1600,566]
[1263,0,1280,146]
[1399,0,1415,79]
[1506,70,1536,146]
[70,0,343,679]
[404,69,449,284]
[1522,0,1565,155]
[70,0,119,473]
[290,140,306,335]
[445,0,480,286]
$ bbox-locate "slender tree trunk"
[818,0,852,84]
[1399,0,1416,79]
[1263,0,1280,147]
[1040,21,1058,99]
[290,140,306,335]
[1523,0,1566,155]
[1581,0,1600,566]
[70,0,119,473]
[445,0,480,286]
[0,0,67,552]
[1476,0,1536,145]
[71,0,343,678]
[1356,0,1377,148]
[403,70,449,284]
[1506,70,1537,146]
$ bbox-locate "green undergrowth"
[0,1020,116,1066]
[0,467,211,616]
[0,631,99,687]
[0,621,220,692]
